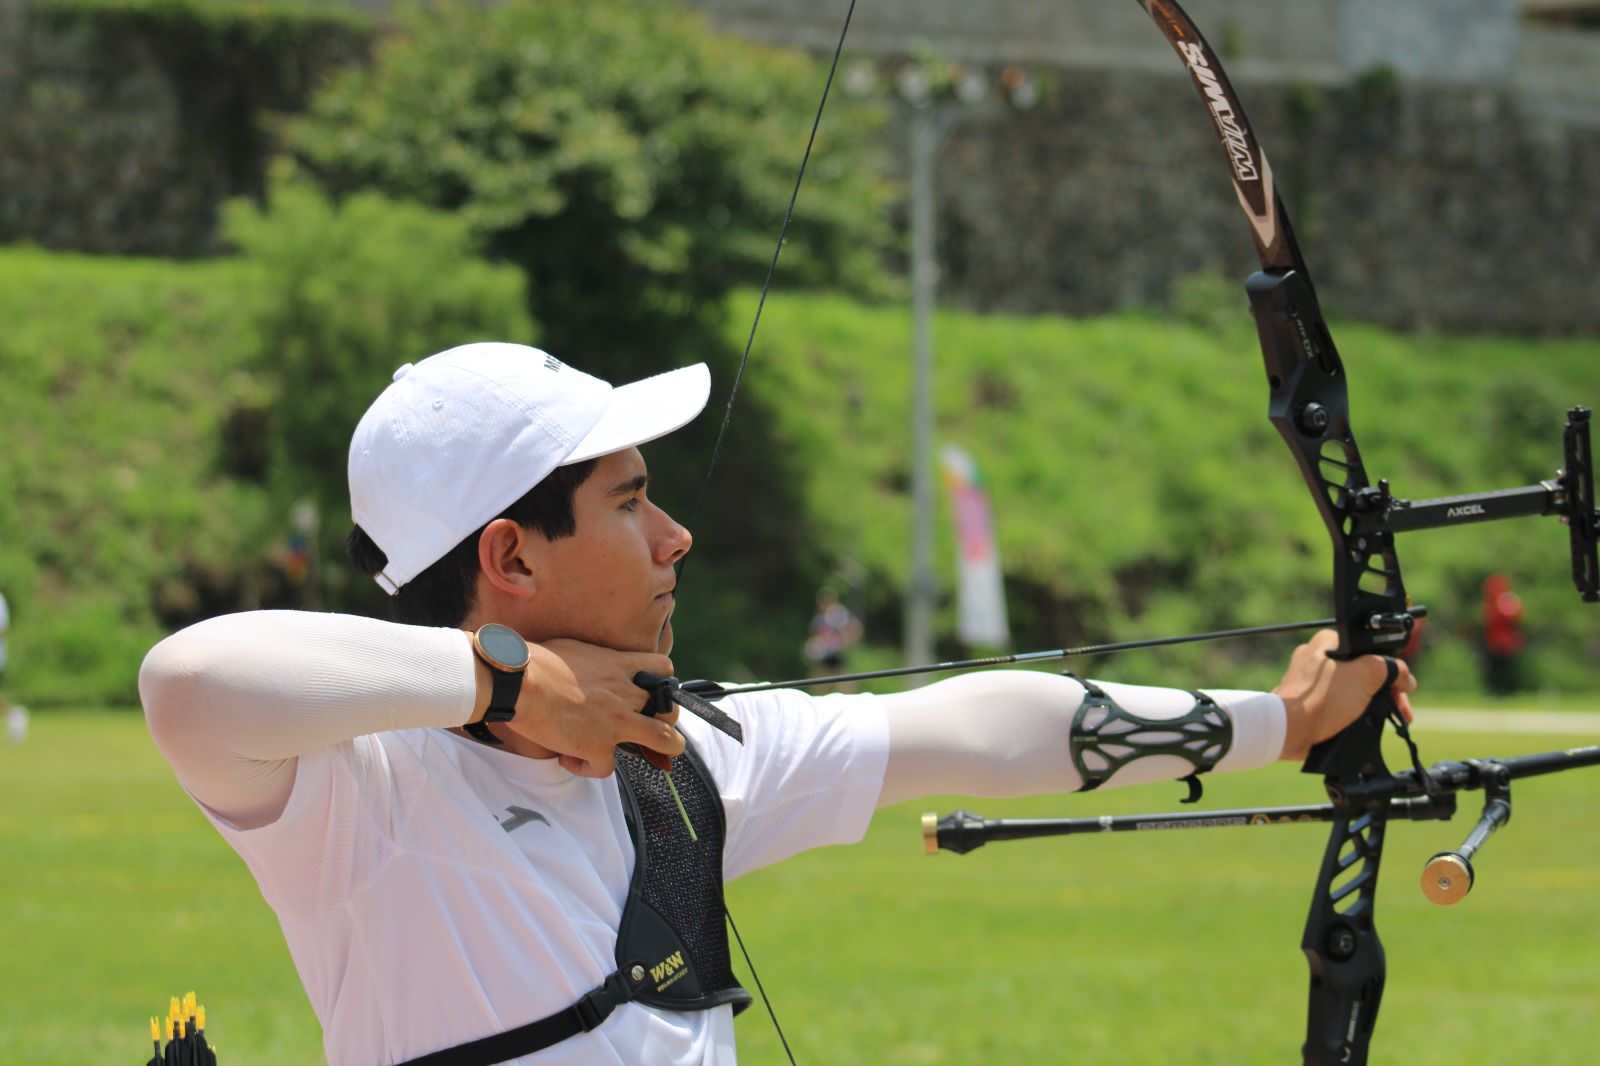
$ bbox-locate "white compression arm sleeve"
[875,670,1285,807]
[139,610,477,828]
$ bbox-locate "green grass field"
[3,709,1596,1064]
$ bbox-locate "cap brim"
[565,362,712,464]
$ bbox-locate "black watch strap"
[465,670,520,745]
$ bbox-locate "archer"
[139,341,1414,1065]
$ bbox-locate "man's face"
[521,448,691,654]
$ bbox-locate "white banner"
[940,445,1011,648]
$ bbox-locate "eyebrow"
[605,474,649,498]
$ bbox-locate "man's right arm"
[140,611,482,829]
[139,611,678,829]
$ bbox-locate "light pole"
[878,60,1036,667]
[904,79,944,668]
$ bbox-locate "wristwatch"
[466,623,529,745]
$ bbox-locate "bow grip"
[1301,655,1400,785]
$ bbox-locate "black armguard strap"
[1066,675,1233,804]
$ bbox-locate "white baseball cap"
[348,341,711,594]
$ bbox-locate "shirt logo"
[497,805,550,832]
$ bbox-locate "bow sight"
[1287,403,1597,601]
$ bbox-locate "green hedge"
[221,177,539,622]
[702,289,1600,696]
[4,245,1599,705]
[286,0,894,368]
[0,182,533,705]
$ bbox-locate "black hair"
[348,458,599,627]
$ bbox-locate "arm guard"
[1069,676,1233,803]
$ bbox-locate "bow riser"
[1301,808,1387,1066]
[1248,228,1402,1066]
[1248,270,1411,665]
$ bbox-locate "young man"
[140,342,1415,1065]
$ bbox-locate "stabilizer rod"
[926,745,1600,887]
[922,797,1455,855]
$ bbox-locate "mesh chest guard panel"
[613,743,752,1014]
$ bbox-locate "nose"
[652,503,693,565]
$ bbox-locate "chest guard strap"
[397,740,747,1066]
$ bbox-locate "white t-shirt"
[203,689,890,1066]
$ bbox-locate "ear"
[476,518,538,599]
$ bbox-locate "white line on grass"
[1414,709,1600,735]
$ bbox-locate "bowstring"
[676,0,859,590]
[685,5,860,1063]
[727,906,799,1064]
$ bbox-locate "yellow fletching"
[178,1018,188,1039]
[184,991,197,1016]
[166,1017,175,1040]
[197,1004,206,1029]
[149,1017,160,1041]
[169,996,181,1021]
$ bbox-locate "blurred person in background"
[803,585,862,692]
[0,587,8,707]
[139,342,1415,1066]
[0,588,20,744]
[1480,573,1526,696]
[0,589,20,745]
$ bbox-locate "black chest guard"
[611,742,752,1015]
[399,739,747,1066]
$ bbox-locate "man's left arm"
[877,637,1414,807]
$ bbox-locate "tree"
[223,178,536,617]
[282,1,895,669]
[286,0,892,378]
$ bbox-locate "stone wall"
[1338,0,1517,79]
[685,0,1597,89]
[687,0,1344,81]
[912,66,1599,333]
[1515,24,1600,127]
[2,0,1596,332]
[684,0,1600,333]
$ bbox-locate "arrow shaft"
[715,615,1359,696]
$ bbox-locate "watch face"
[477,624,530,671]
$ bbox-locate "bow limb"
[1138,3,1416,1063]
